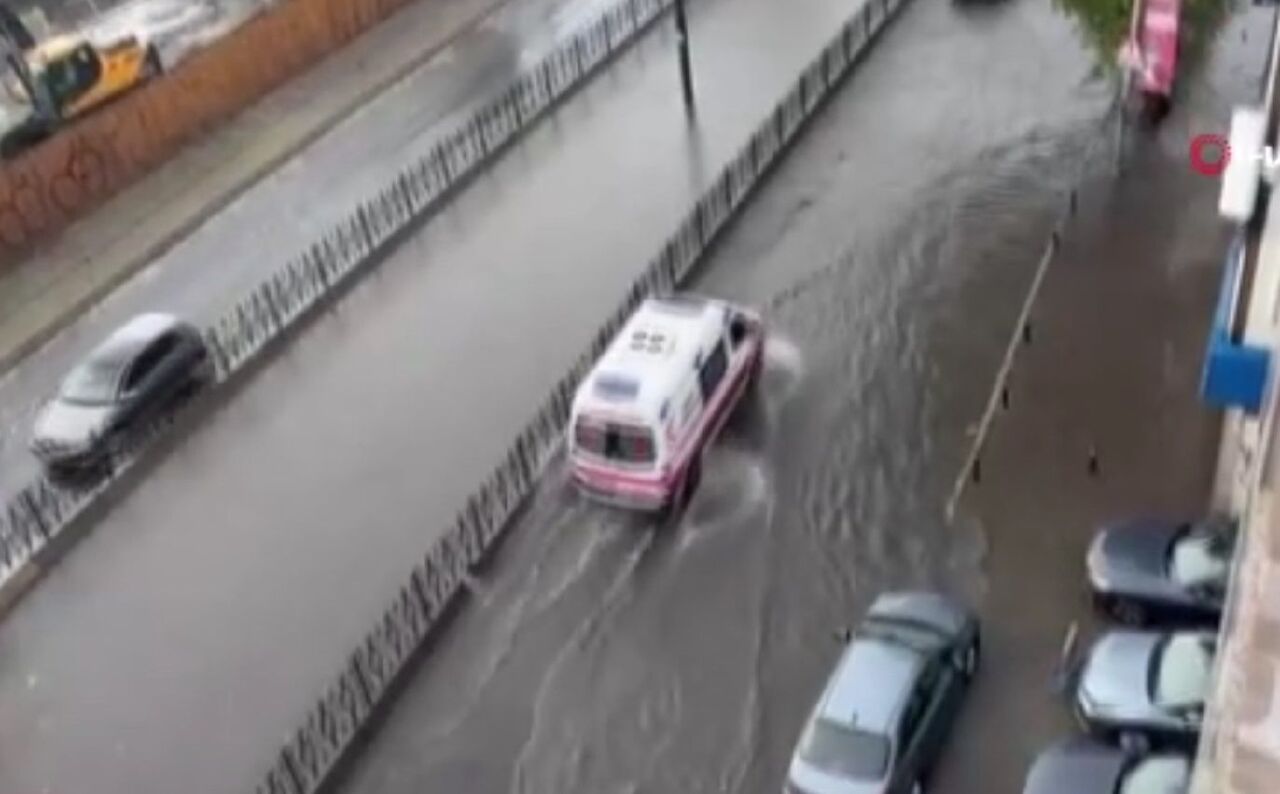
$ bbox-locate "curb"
[0,0,516,376]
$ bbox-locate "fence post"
[20,490,48,539]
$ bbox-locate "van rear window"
[574,419,655,464]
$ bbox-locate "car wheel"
[961,634,981,680]
[143,46,163,79]
[685,454,703,500]
[182,359,215,396]
[1111,598,1147,626]
[661,456,702,524]
[747,351,763,390]
[1117,730,1151,756]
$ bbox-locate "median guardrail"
[249,0,910,791]
[0,0,673,608]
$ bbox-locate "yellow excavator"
[0,8,162,158]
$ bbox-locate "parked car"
[31,313,211,472]
[1087,516,1236,625]
[784,591,980,794]
[1022,736,1191,794]
[1072,629,1215,751]
[567,294,764,516]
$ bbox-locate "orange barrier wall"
[0,0,412,266]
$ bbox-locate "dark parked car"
[1073,629,1215,751]
[784,591,980,794]
[1022,736,1191,794]
[1087,516,1236,625]
[31,313,211,472]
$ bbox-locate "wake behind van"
[567,294,764,515]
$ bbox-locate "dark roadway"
[0,0,892,792]
[333,2,1271,794]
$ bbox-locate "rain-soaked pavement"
[0,0,900,792]
[0,0,613,501]
[333,2,1273,794]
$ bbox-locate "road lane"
[329,2,1263,793]
[0,0,614,500]
[0,0,882,791]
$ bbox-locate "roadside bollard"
[1087,444,1100,476]
[971,455,982,484]
[1001,385,1010,409]
[1022,322,1032,344]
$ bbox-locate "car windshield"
[1117,755,1190,794]
[58,358,121,405]
[1149,634,1215,709]
[1168,525,1232,589]
[795,718,890,781]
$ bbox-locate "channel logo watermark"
[1188,132,1280,177]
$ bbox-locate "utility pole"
[673,0,695,113]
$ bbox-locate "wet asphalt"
[0,0,895,791]
[0,0,1266,791]
[0,0,614,501]
[331,2,1273,794]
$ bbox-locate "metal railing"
[250,0,909,791]
[0,0,674,598]
[944,94,1126,521]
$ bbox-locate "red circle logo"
[1190,133,1231,176]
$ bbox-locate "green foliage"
[1053,0,1235,73]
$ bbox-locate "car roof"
[87,313,184,366]
[817,636,921,734]
[29,35,87,62]
[1024,738,1125,794]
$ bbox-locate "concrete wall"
[0,0,418,266]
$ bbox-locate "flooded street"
[0,0,1262,787]
[331,0,1271,791]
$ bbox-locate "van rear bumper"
[571,466,671,512]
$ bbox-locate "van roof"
[575,295,730,422]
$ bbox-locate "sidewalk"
[0,0,511,374]
[941,136,1225,793]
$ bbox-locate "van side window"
[729,315,749,350]
[698,341,729,401]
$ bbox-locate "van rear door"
[573,416,657,469]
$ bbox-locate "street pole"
[674,0,695,112]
